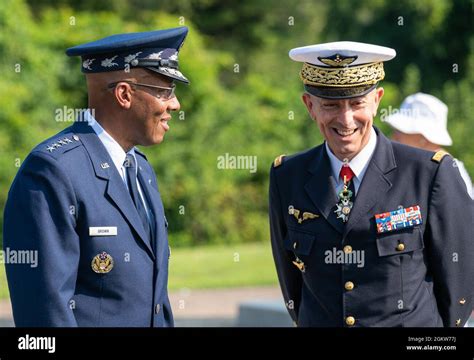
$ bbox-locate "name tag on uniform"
[89,227,117,236]
[375,205,422,234]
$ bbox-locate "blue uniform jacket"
[269,127,474,327]
[3,120,173,327]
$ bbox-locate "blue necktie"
[124,154,153,247]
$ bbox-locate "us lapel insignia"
[91,251,114,274]
[375,205,422,234]
[100,162,110,169]
[288,206,320,224]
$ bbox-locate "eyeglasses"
[107,81,176,100]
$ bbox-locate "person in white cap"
[269,41,474,327]
[385,92,473,199]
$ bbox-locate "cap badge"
[318,54,357,67]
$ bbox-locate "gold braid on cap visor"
[301,61,385,87]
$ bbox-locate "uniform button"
[345,316,355,326]
[459,298,466,305]
[455,319,461,327]
[343,245,352,254]
[396,243,405,251]
[345,281,354,291]
[293,241,298,249]
[72,134,79,141]
[155,304,161,314]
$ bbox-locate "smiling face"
[302,88,384,161]
[86,69,181,151]
[127,71,180,147]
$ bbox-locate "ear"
[114,83,133,109]
[372,87,384,116]
[302,93,316,118]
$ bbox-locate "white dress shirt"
[84,110,151,217]
[325,127,377,196]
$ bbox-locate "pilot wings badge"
[288,206,319,224]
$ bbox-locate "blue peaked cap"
[66,26,189,84]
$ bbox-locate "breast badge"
[91,251,114,274]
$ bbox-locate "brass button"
[396,243,405,251]
[155,304,161,314]
[455,319,461,327]
[343,245,353,254]
[459,298,466,305]
[293,242,298,249]
[72,134,79,141]
[345,316,355,326]
[345,281,354,291]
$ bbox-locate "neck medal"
[335,177,353,222]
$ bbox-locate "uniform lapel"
[304,146,345,234]
[72,120,155,259]
[342,127,396,238]
[137,165,166,266]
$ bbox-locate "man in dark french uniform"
[269,41,474,327]
[3,27,189,326]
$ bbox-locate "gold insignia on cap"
[91,251,114,274]
[431,150,449,163]
[301,61,385,87]
[318,54,358,67]
[273,154,286,168]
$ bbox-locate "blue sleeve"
[269,165,301,323]
[426,156,474,327]
[3,151,79,326]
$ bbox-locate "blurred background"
[0,0,472,326]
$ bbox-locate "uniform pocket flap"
[376,227,424,257]
[285,229,316,256]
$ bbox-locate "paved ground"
[0,286,286,327]
[2,288,473,327]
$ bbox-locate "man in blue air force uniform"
[3,27,190,326]
[269,41,474,327]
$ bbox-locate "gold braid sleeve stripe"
[300,62,385,87]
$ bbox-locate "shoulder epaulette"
[42,134,81,155]
[273,154,286,168]
[431,150,450,163]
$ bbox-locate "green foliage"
[0,0,472,250]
